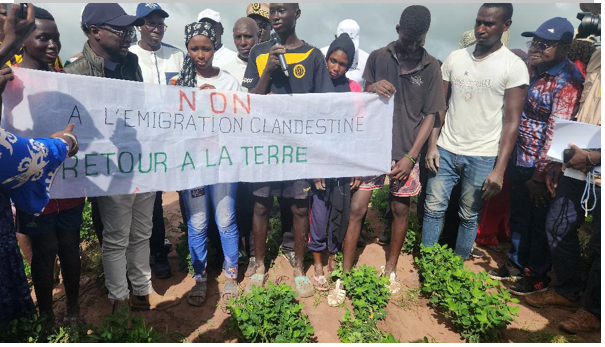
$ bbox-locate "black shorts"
[252,180,312,200]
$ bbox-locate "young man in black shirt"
[242,3,333,298]
[338,6,446,301]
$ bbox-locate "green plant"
[330,252,344,280]
[91,307,161,343]
[338,309,398,343]
[0,313,50,343]
[175,233,194,276]
[363,219,375,234]
[416,244,519,342]
[80,201,98,244]
[227,282,314,342]
[370,185,390,219]
[343,265,391,321]
[402,211,422,254]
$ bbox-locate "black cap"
[82,3,145,28]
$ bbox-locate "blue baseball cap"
[521,17,574,44]
[82,3,144,27]
[136,3,169,19]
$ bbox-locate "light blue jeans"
[183,183,239,281]
[421,146,496,258]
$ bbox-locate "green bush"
[80,201,98,244]
[90,307,161,343]
[0,313,49,343]
[402,212,422,254]
[416,244,519,342]
[343,265,391,321]
[337,309,399,343]
[370,185,390,219]
[227,282,315,343]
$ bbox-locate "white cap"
[197,8,221,23]
[336,19,360,51]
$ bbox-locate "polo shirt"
[363,41,446,160]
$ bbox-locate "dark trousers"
[236,183,255,257]
[546,175,600,318]
[17,204,84,318]
[150,191,167,260]
[507,165,551,277]
[309,191,340,254]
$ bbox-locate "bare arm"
[481,85,527,199]
[425,81,450,173]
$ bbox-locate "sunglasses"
[526,40,557,53]
[97,26,136,40]
[144,23,167,32]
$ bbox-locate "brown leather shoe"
[131,291,181,311]
[559,308,600,334]
[526,289,574,309]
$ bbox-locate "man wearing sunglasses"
[65,3,181,313]
[493,17,584,296]
[129,3,184,281]
[130,3,183,86]
[246,3,271,43]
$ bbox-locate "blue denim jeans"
[546,175,600,318]
[421,146,496,258]
[183,183,239,281]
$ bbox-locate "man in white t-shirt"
[421,3,529,259]
[130,3,184,85]
[198,8,237,69]
[129,3,185,280]
[320,19,369,89]
[222,17,259,90]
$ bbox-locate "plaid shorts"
[359,160,421,197]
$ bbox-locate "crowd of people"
[0,1,600,338]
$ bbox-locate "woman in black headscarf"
[176,21,242,307]
[310,33,362,296]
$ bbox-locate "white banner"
[1,68,393,199]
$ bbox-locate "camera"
[576,12,601,38]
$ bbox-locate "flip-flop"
[327,279,346,307]
[187,281,207,307]
[245,273,265,294]
[222,281,239,302]
[381,266,401,294]
[314,275,330,292]
[294,276,314,298]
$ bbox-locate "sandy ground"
[43,191,600,343]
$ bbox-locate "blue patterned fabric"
[0,127,69,215]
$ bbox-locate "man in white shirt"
[129,3,185,280]
[222,17,259,90]
[130,3,184,85]
[421,3,529,259]
[320,19,369,89]
[198,8,237,69]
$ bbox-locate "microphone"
[270,32,289,77]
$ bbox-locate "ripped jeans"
[183,183,239,282]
